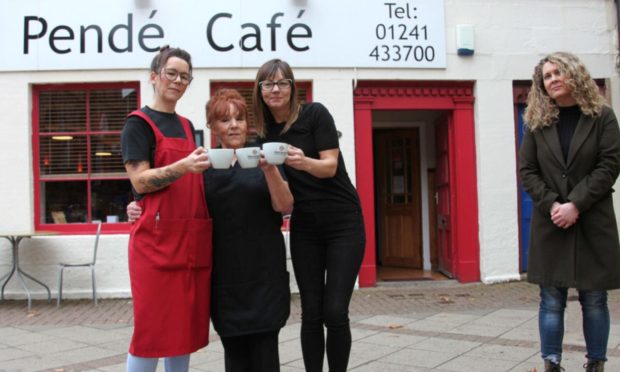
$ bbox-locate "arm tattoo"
[149,167,183,189]
[128,160,183,193]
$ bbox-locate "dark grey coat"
[519,105,620,290]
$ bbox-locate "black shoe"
[584,359,605,372]
[545,360,564,372]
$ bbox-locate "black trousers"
[220,330,280,372]
[290,209,366,372]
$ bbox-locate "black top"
[121,106,195,166]
[261,102,361,212]
[205,162,290,337]
[120,106,196,199]
[556,105,581,161]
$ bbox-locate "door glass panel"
[387,138,410,205]
[405,138,412,203]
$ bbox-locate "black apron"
[205,163,290,337]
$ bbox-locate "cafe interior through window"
[34,83,139,229]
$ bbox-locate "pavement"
[1,279,620,372]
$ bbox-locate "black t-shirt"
[120,106,196,198]
[260,102,361,212]
[121,106,196,167]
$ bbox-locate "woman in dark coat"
[519,51,620,372]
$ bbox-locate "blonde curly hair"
[524,52,605,131]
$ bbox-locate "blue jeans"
[539,286,609,363]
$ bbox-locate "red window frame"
[32,82,140,234]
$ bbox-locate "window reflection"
[91,180,132,223]
[91,134,125,174]
[39,91,87,133]
[39,135,87,176]
[42,181,88,224]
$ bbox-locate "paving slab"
[0,280,619,371]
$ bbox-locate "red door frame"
[354,81,479,286]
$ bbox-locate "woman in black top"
[205,89,292,372]
[253,59,365,372]
[520,52,620,372]
[129,89,293,372]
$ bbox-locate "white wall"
[0,233,299,299]
[0,0,618,298]
[0,76,34,232]
[0,235,131,299]
[475,80,521,283]
[310,72,357,181]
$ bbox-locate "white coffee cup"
[208,148,234,169]
[262,142,289,165]
[235,147,261,168]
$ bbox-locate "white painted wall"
[0,77,33,233]
[1,0,619,298]
[474,79,521,283]
[0,235,131,299]
[0,233,299,299]
[310,74,357,181]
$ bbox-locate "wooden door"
[376,129,422,268]
[427,169,438,268]
[435,115,454,277]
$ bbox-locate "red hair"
[206,89,248,126]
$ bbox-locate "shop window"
[33,82,140,233]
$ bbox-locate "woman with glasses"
[520,52,620,372]
[121,45,212,372]
[253,59,365,372]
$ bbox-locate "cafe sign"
[0,0,446,70]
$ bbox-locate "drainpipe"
[616,0,620,70]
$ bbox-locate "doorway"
[353,81,478,286]
[372,111,447,282]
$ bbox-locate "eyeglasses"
[259,79,293,91]
[161,68,193,85]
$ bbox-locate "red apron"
[127,110,212,357]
